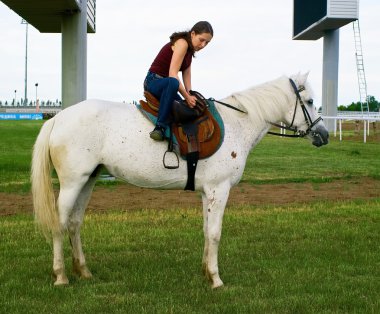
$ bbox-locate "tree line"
[338,95,379,112]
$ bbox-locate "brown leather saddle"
[139,91,222,190]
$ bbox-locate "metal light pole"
[21,19,28,106]
[35,83,38,103]
[14,90,17,106]
[35,83,39,112]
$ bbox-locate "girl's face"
[191,31,213,51]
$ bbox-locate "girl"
[144,21,213,140]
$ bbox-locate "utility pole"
[21,19,28,105]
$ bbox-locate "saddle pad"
[136,99,225,160]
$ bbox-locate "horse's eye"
[307,99,313,105]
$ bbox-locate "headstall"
[267,78,322,138]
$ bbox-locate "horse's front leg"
[201,181,231,288]
[201,194,209,276]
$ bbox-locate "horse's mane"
[221,76,292,127]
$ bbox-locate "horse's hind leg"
[68,176,98,279]
[53,177,89,285]
[52,231,68,285]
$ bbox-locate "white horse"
[31,72,328,288]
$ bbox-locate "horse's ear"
[291,71,310,86]
[299,71,310,85]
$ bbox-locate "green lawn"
[0,120,43,193]
[1,201,380,313]
[243,136,380,184]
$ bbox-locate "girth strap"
[184,151,199,191]
[179,118,207,191]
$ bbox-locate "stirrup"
[163,150,179,169]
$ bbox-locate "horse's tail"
[31,117,60,237]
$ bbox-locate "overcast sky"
[0,0,379,107]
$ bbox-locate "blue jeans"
[144,71,182,129]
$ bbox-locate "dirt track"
[1,177,379,216]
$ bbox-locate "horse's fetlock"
[209,235,221,245]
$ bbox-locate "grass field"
[1,201,380,313]
[0,120,43,193]
[0,120,379,313]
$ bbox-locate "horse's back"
[49,100,147,174]
[55,99,137,122]
[48,99,179,185]
[52,99,148,137]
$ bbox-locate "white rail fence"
[322,111,380,143]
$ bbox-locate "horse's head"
[282,72,329,147]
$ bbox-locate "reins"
[209,98,248,114]
[190,90,247,114]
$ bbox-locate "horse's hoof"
[73,266,93,279]
[203,265,223,288]
[73,259,93,279]
[211,279,224,289]
[54,275,69,286]
[79,267,93,279]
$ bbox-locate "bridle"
[268,78,323,138]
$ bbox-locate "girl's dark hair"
[190,21,214,37]
[170,21,213,56]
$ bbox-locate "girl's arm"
[169,39,197,107]
[182,65,191,93]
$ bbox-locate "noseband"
[268,78,323,138]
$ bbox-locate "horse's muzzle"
[310,125,329,147]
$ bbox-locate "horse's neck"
[216,96,267,152]
[234,78,290,124]
[218,78,291,149]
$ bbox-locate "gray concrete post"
[61,1,87,108]
[322,29,339,132]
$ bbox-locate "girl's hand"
[185,95,197,108]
